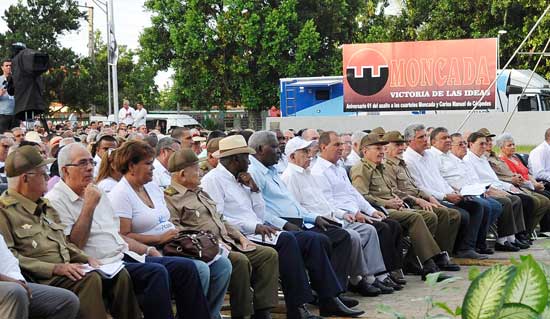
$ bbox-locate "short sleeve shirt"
[109,177,176,236]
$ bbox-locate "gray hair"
[156,137,177,155]
[495,132,515,148]
[403,124,425,141]
[58,143,89,178]
[248,131,277,151]
[351,131,367,146]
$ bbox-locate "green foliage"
[461,255,550,319]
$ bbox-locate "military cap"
[371,127,385,137]
[383,131,406,143]
[5,145,55,177]
[168,149,200,173]
[360,133,389,148]
[477,128,496,138]
[206,137,223,154]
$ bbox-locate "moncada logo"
[345,48,389,96]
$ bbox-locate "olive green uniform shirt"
[350,158,397,206]
[165,182,254,252]
[0,189,88,283]
[383,156,432,201]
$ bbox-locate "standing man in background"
[0,59,15,133]
[118,100,135,126]
[133,102,147,128]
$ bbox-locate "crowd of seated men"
[0,120,549,319]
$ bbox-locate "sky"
[0,0,173,87]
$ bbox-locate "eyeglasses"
[65,159,96,168]
[452,142,467,146]
[26,171,49,179]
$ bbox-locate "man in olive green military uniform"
[200,137,222,176]
[481,128,549,235]
[351,133,459,275]
[382,131,462,256]
[164,149,280,319]
[0,145,140,319]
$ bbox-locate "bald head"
[302,129,320,141]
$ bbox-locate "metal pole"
[106,3,112,118]
[87,5,94,61]
[108,0,119,123]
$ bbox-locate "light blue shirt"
[0,75,14,115]
[248,156,319,229]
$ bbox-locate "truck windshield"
[541,96,550,111]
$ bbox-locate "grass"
[515,145,536,154]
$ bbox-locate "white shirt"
[403,147,453,200]
[152,159,171,189]
[273,155,288,174]
[429,148,482,190]
[97,177,119,194]
[46,180,129,264]
[133,108,147,127]
[0,234,24,281]
[528,141,550,181]
[118,107,136,125]
[310,156,375,215]
[344,149,361,167]
[109,177,175,236]
[463,150,513,191]
[281,163,346,219]
[201,163,265,235]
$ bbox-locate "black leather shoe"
[348,278,381,297]
[454,249,488,260]
[287,304,323,319]
[420,259,453,282]
[512,240,529,249]
[434,253,461,271]
[381,276,403,291]
[251,309,272,319]
[372,279,394,294]
[338,295,359,308]
[421,271,453,282]
[495,241,520,252]
[476,247,494,255]
[389,270,407,285]
[319,297,365,318]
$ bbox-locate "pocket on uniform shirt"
[14,226,42,239]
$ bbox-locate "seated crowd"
[1,120,550,319]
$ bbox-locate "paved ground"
[224,237,550,319]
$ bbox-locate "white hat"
[285,137,314,157]
[24,131,42,144]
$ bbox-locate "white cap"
[285,137,314,157]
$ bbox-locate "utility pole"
[86,4,94,61]
[108,0,119,123]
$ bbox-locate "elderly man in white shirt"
[343,131,365,167]
[403,124,490,259]
[528,128,550,183]
[152,137,181,189]
[0,233,79,319]
[202,135,365,318]
[282,137,400,294]
[463,131,530,250]
[46,143,209,319]
[310,131,407,285]
[118,99,136,126]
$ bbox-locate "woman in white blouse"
[95,149,121,193]
[109,140,232,319]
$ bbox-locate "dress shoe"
[511,240,530,250]
[454,249,488,260]
[420,259,453,282]
[348,278,381,297]
[476,247,494,255]
[434,253,461,271]
[319,297,365,318]
[251,309,272,319]
[338,295,359,308]
[372,278,394,294]
[495,241,520,252]
[389,270,407,285]
[381,276,403,291]
[287,304,323,319]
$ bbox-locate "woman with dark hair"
[108,140,232,319]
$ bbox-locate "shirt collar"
[170,181,193,196]
[56,179,81,203]
[316,156,336,171]
[406,147,424,160]
[249,155,270,175]
[7,189,40,216]
[430,147,447,156]
[287,162,306,174]
[467,150,484,160]
[216,163,239,182]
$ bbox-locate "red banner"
[342,38,497,112]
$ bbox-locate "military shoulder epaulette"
[164,187,178,196]
[0,196,17,207]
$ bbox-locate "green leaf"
[504,255,548,313]
[538,261,550,293]
[496,303,538,319]
[461,264,514,319]
[426,272,441,287]
[469,267,481,281]
[376,304,406,319]
[541,304,550,319]
[434,302,455,316]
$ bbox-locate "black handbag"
[163,230,220,262]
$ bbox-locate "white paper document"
[82,261,125,279]
[247,231,284,246]
[460,183,491,196]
